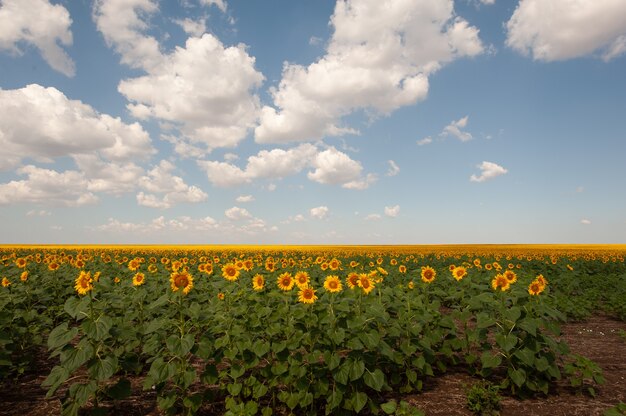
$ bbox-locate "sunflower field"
[1,245,625,415]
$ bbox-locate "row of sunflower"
[1,246,624,415]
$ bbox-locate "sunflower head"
[421,266,436,283]
[298,287,318,304]
[358,273,375,294]
[294,271,310,288]
[491,274,510,292]
[324,275,342,293]
[503,270,517,283]
[20,271,28,281]
[133,272,146,286]
[170,271,193,295]
[221,263,240,282]
[452,266,467,281]
[1,277,10,287]
[252,274,265,291]
[346,272,359,289]
[528,281,544,296]
[74,271,93,295]
[277,272,295,291]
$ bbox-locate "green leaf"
[495,333,518,352]
[166,334,195,356]
[64,297,89,320]
[148,294,169,310]
[230,364,245,380]
[326,389,343,412]
[514,348,535,367]
[107,378,131,400]
[48,323,78,350]
[535,357,549,372]
[358,331,380,349]
[227,382,242,396]
[509,368,526,387]
[505,307,521,323]
[42,365,70,397]
[381,399,397,414]
[476,313,496,329]
[518,318,537,336]
[144,318,165,335]
[481,352,502,369]
[61,342,94,373]
[89,355,118,381]
[324,351,341,370]
[253,340,270,357]
[334,361,350,385]
[69,381,97,406]
[349,359,365,381]
[82,316,112,341]
[364,368,385,391]
[352,391,368,413]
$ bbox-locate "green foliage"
[604,402,626,416]
[563,354,605,397]
[465,380,502,415]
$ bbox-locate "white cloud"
[0,0,75,76]
[137,160,208,208]
[224,153,239,162]
[95,0,264,152]
[310,206,329,220]
[26,209,51,217]
[506,0,626,62]
[479,0,495,4]
[255,0,483,144]
[236,195,254,203]
[576,186,584,193]
[173,18,206,37]
[200,0,226,12]
[267,183,277,191]
[365,213,381,221]
[384,205,400,218]
[118,34,264,151]
[308,147,364,187]
[470,161,508,182]
[0,84,154,170]
[581,219,592,225]
[199,144,372,189]
[417,136,433,146]
[0,165,97,206]
[386,160,400,177]
[74,155,144,195]
[225,206,252,221]
[442,115,472,142]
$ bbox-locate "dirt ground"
[2,315,625,415]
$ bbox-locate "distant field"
[1,245,625,415]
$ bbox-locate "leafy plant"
[465,380,501,416]
[563,354,605,397]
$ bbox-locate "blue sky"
[1,0,625,244]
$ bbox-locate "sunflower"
[491,274,510,292]
[48,262,60,271]
[323,275,342,293]
[217,292,225,300]
[528,281,544,296]
[407,281,415,289]
[128,259,140,271]
[2,277,10,287]
[535,274,548,288]
[243,259,254,271]
[148,264,158,273]
[221,263,240,282]
[74,271,93,295]
[346,272,360,289]
[421,266,436,283]
[20,271,28,281]
[484,263,493,271]
[252,274,265,291]
[566,264,574,271]
[398,265,407,274]
[358,274,375,294]
[503,270,517,284]
[473,259,481,267]
[133,272,146,286]
[170,271,193,295]
[171,260,182,272]
[114,277,121,284]
[15,258,27,268]
[329,258,341,271]
[298,287,318,304]
[294,271,310,289]
[452,266,467,281]
[277,272,295,291]
[349,260,359,268]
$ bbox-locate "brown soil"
[2,315,625,416]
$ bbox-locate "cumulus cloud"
[0,0,75,76]
[470,161,508,182]
[173,17,207,37]
[384,205,400,218]
[386,160,400,177]
[506,0,626,62]
[417,136,433,146]
[255,0,483,144]
[0,84,154,171]
[0,165,97,206]
[94,0,264,152]
[310,206,329,219]
[94,215,218,233]
[236,195,254,203]
[198,143,373,189]
[442,116,472,142]
[74,155,144,195]
[225,206,252,221]
[365,213,381,221]
[136,160,208,208]
[581,219,592,225]
[26,209,51,217]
